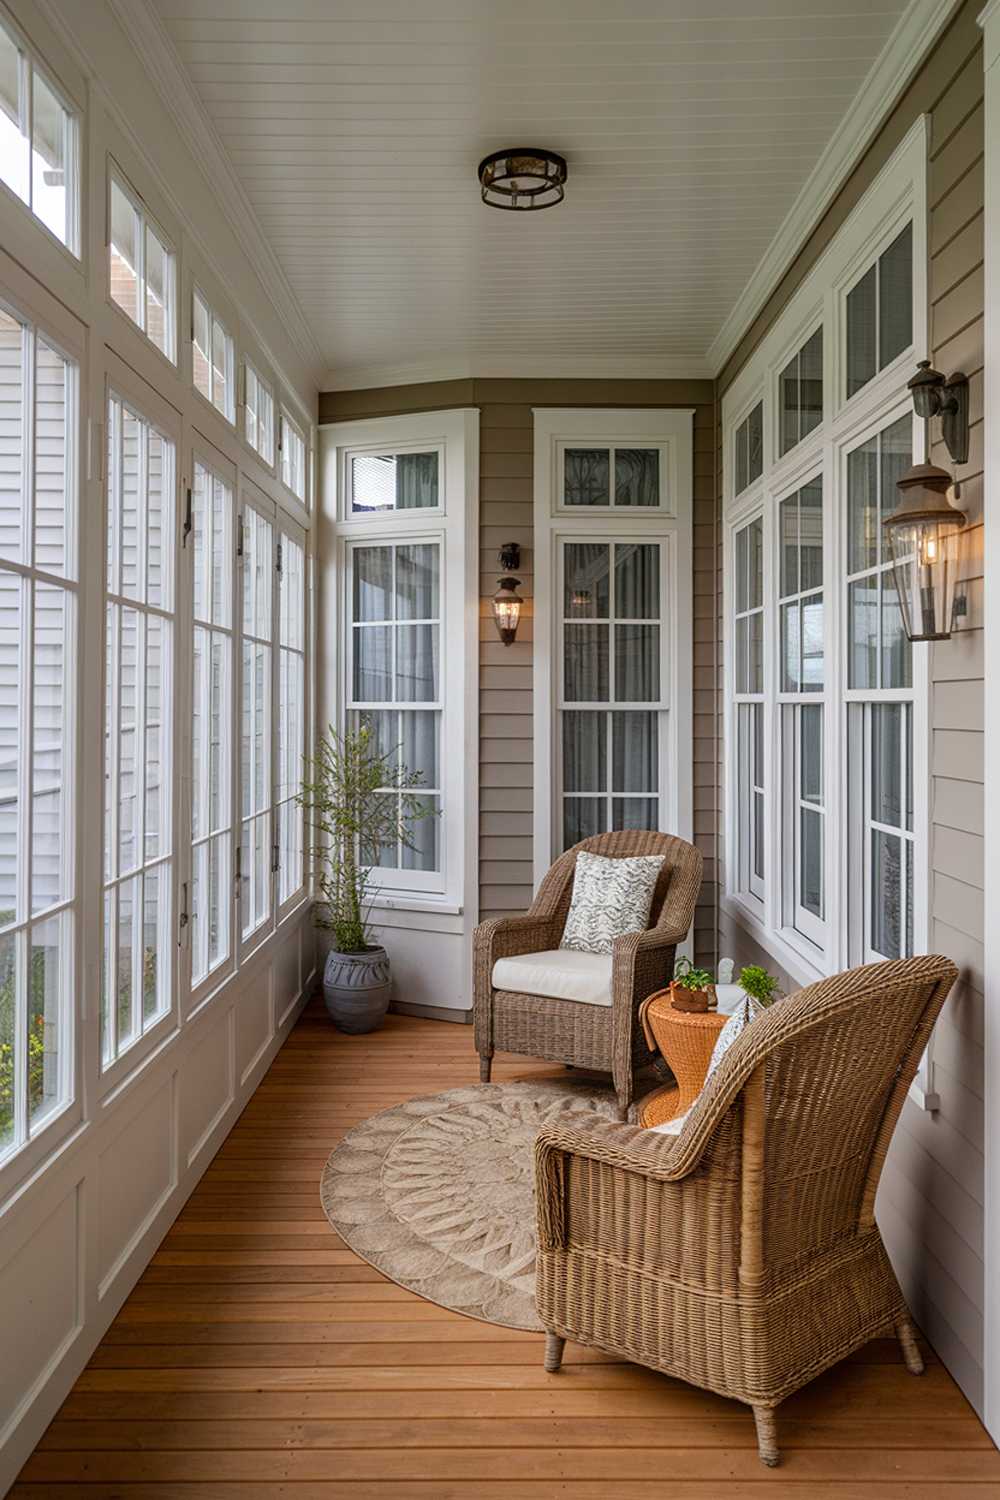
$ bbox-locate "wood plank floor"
[13,1001,1000,1498]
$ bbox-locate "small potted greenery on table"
[669,956,717,1013]
[736,964,781,1008]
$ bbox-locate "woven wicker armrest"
[474,913,563,966]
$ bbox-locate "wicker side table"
[636,990,728,1128]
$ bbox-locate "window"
[851,703,914,961]
[349,448,438,515]
[846,414,911,691]
[778,329,822,456]
[192,290,234,423]
[190,459,234,990]
[276,530,305,906]
[0,305,77,1161]
[280,410,306,502]
[732,517,764,902]
[734,401,763,495]
[561,446,661,509]
[102,392,175,1069]
[109,174,175,362]
[239,502,273,942]
[560,539,665,848]
[245,362,274,465]
[846,222,913,398]
[0,17,78,253]
[349,541,441,878]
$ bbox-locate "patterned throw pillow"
[648,992,768,1136]
[559,851,665,956]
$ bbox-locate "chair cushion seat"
[491,950,613,1007]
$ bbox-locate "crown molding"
[707,0,963,378]
[321,353,712,393]
[105,0,325,388]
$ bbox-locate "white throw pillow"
[559,850,664,957]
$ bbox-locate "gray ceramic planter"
[323,945,392,1034]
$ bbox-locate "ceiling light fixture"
[478,148,567,211]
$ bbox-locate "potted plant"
[670,956,716,1013]
[737,964,781,1007]
[299,721,435,1034]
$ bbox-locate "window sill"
[721,893,827,991]
[369,894,463,917]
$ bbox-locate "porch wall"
[716,0,986,1412]
[319,378,718,966]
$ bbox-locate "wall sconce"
[884,359,970,642]
[491,543,523,646]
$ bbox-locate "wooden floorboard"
[12,1001,999,1495]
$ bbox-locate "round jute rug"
[320,1078,618,1332]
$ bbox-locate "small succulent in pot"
[670,956,716,1014]
[298,720,436,1033]
[737,964,781,1007]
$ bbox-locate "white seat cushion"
[491,949,613,1007]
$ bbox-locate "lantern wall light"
[491,543,523,646]
[883,360,970,642]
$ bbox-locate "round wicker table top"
[637,990,728,1128]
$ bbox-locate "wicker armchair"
[474,831,702,1117]
[534,954,958,1467]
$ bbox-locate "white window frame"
[0,8,81,259]
[322,409,478,919]
[279,407,306,504]
[721,118,934,1104]
[106,161,177,365]
[275,512,308,920]
[191,286,235,426]
[237,479,277,962]
[243,357,275,469]
[731,509,766,908]
[533,407,694,885]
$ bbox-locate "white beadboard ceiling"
[148,0,939,388]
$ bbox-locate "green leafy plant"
[298,720,436,954]
[672,956,715,992]
[738,964,780,1006]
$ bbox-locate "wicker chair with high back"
[534,954,958,1467]
[474,831,702,1118]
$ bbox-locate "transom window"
[560,539,664,848]
[349,449,438,515]
[109,173,175,362]
[280,410,306,503]
[561,446,661,509]
[778,329,822,456]
[0,16,78,254]
[734,401,763,495]
[0,304,77,1160]
[193,290,235,424]
[245,362,274,466]
[102,391,175,1068]
[846,222,912,398]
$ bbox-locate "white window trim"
[320,409,478,922]
[0,7,81,261]
[533,406,694,887]
[721,117,935,1108]
[279,406,307,505]
[106,158,177,366]
[191,284,236,428]
[242,355,276,471]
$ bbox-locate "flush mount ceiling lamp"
[478,148,567,211]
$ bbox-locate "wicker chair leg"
[479,1055,492,1083]
[544,1333,565,1373]
[752,1405,779,1467]
[896,1318,925,1375]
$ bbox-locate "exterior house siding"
[319,378,718,966]
[716,0,986,1413]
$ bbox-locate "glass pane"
[848,578,878,690]
[747,517,763,609]
[905,840,913,956]
[31,70,69,246]
[116,875,137,1052]
[353,546,393,623]
[753,791,764,880]
[800,704,822,804]
[872,829,902,958]
[109,179,139,326]
[192,293,211,401]
[799,480,822,591]
[801,595,823,691]
[396,451,436,509]
[563,796,605,849]
[359,789,397,870]
[614,448,658,506]
[612,796,659,831]
[118,608,139,874]
[779,494,798,596]
[564,543,609,619]
[800,807,823,919]
[734,616,749,695]
[279,535,303,650]
[749,611,763,694]
[209,632,228,828]
[212,476,231,626]
[563,711,606,793]
[33,587,66,912]
[847,437,878,574]
[564,624,608,703]
[0,572,20,925]
[396,624,438,703]
[780,600,799,692]
[120,406,141,601]
[146,428,171,611]
[0,929,14,1149]
[846,264,876,398]
[278,801,301,906]
[351,451,437,513]
[191,626,207,841]
[881,580,911,689]
[879,222,912,371]
[800,327,823,439]
[871,703,903,829]
[735,526,748,614]
[142,865,164,1022]
[747,402,763,485]
[357,709,396,771]
[779,352,798,456]
[612,711,657,793]
[28,910,62,1126]
[564,448,609,507]
[0,26,28,206]
[401,794,439,871]
[615,623,658,702]
[735,422,748,496]
[400,709,438,787]
[145,226,171,358]
[34,339,69,577]
[145,615,167,861]
[0,310,24,568]
[396,543,439,621]
[211,317,230,419]
[880,413,912,525]
[615,543,658,618]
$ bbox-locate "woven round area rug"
[320,1078,618,1331]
